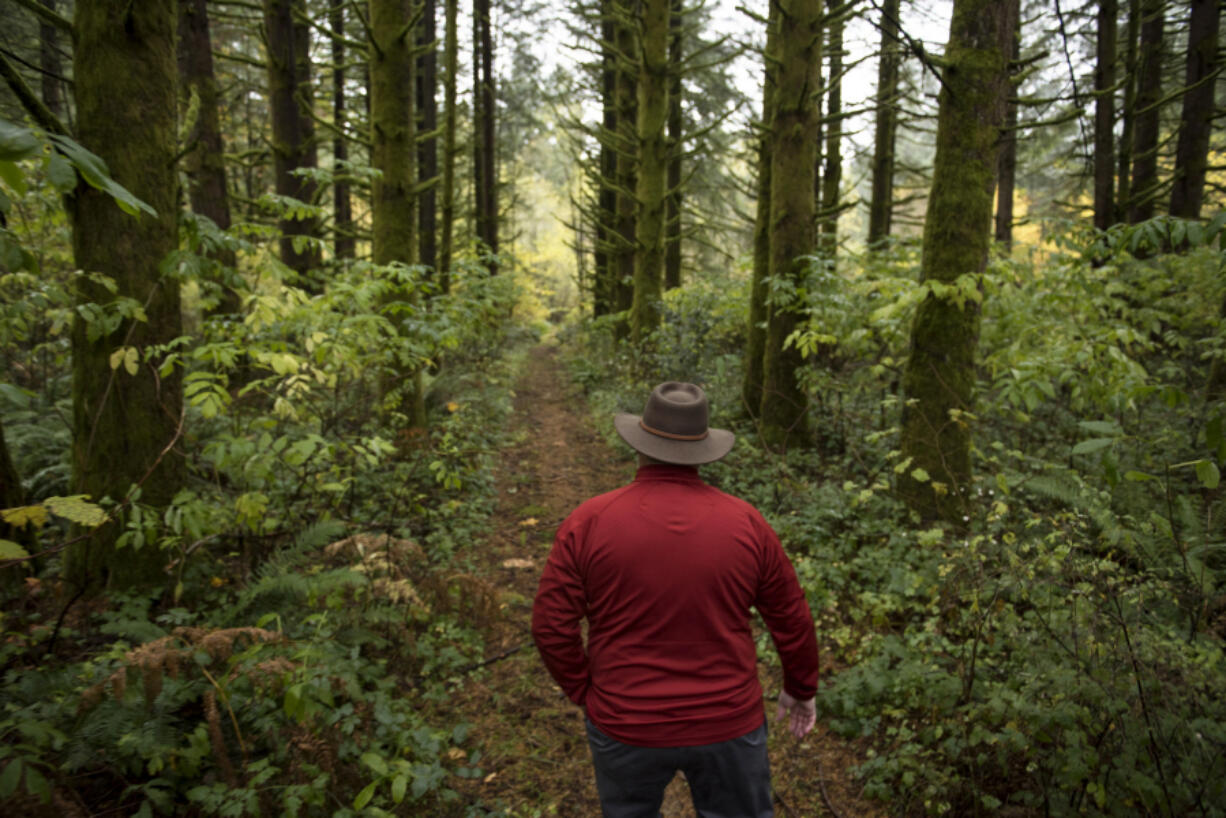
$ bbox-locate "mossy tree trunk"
[1115,0,1140,224]
[1127,0,1163,224]
[264,0,321,278]
[758,0,821,449]
[473,0,498,271]
[178,0,241,316]
[38,0,63,119]
[1168,0,1220,220]
[612,0,637,336]
[67,0,183,591]
[370,0,426,427]
[867,0,901,246]
[819,5,845,264]
[439,0,457,293]
[897,0,1016,525]
[417,0,439,273]
[1093,0,1117,232]
[664,0,683,291]
[630,0,670,346]
[741,0,778,420]
[995,0,1020,247]
[332,2,356,261]
[593,0,617,318]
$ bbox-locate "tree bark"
[370,0,425,425]
[630,0,670,345]
[473,0,498,271]
[1127,0,1163,223]
[332,1,355,261]
[1093,0,1117,231]
[759,0,822,449]
[664,0,683,291]
[418,0,439,273]
[1116,0,1140,223]
[898,0,1016,525]
[820,6,845,263]
[178,0,241,315]
[67,0,183,590]
[867,0,901,246]
[612,0,637,335]
[264,0,321,278]
[39,0,63,119]
[593,0,617,317]
[741,0,778,420]
[1168,0,1220,220]
[995,0,1021,246]
[439,0,457,292]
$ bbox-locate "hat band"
[639,419,709,441]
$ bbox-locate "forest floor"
[436,343,885,818]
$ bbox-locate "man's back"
[532,464,818,747]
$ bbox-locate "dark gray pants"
[584,719,773,818]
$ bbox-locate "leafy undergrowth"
[562,220,1226,817]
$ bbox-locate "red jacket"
[531,464,819,747]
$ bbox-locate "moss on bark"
[897,0,1016,525]
[67,0,183,590]
[759,0,821,449]
[630,0,670,346]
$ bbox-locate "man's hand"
[775,690,816,739]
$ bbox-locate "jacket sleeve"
[753,514,820,701]
[531,518,590,706]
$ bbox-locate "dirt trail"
[446,344,883,817]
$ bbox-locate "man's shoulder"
[561,483,637,527]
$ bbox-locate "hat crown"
[641,382,709,439]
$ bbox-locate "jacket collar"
[634,463,702,483]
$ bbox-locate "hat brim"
[613,413,735,465]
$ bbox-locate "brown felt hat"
[614,382,735,465]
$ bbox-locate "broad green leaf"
[391,773,407,804]
[0,160,26,195]
[45,151,75,190]
[1077,420,1123,436]
[45,496,107,527]
[47,134,157,217]
[24,763,48,803]
[1071,437,1115,455]
[1196,460,1221,490]
[0,540,30,560]
[0,118,38,161]
[1124,470,1156,482]
[909,467,931,483]
[353,781,377,811]
[361,752,389,777]
[0,757,21,798]
[1,504,48,528]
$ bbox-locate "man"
[531,381,820,818]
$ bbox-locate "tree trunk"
[630,0,670,345]
[0,419,33,555]
[1168,0,1220,220]
[439,0,457,292]
[741,0,778,420]
[178,0,240,315]
[1093,0,1117,231]
[995,0,1021,246]
[473,0,498,271]
[418,0,439,273]
[1127,0,1163,223]
[759,0,822,449]
[264,0,321,278]
[898,0,1016,525]
[612,1,637,335]
[820,6,844,263]
[67,0,183,590]
[867,0,901,246]
[370,0,425,426]
[332,1,355,261]
[664,0,683,291]
[593,0,617,317]
[39,0,62,119]
[1116,0,1140,223]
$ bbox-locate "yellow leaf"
[518,517,538,527]
[446,401,460,413]
[44,495,107,527]
[1,504,48,529]
[124,346,139,376]
[0,539,30,560]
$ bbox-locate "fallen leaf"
[501,558,534,569]
[519,517,538,527]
